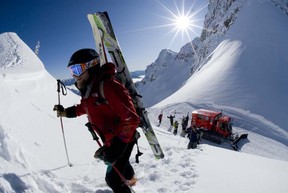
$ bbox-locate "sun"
[153,0,207,48]
[125,1,207,49]
[174,14,193,31]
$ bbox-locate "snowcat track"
[200,130,224,144]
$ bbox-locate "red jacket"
[71,63,140,146]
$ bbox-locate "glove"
[94,146,110,164]
[53,105,66,117]
[94,137,128,165]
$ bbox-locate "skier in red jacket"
[53,48,140,193]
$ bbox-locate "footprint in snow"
[95,189,113,193]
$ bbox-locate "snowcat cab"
[191,109,248,150]
[216,116,233,137]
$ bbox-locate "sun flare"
[153,0,207,48]
[127,1,207,49]
[174,14,192,31]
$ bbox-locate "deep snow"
[1,0,288,192]
[0,31,288,193]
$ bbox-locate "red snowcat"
[191,109,248,150]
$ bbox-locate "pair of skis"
[87,12,164,159]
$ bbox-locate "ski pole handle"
[86,122,99,141]
[85,122,102,147]
[57,79,67,96]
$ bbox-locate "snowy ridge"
[0,33,45,79]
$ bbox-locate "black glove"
[94,137,128,165]
[53,105,66,117]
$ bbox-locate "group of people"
[158,113,202,149]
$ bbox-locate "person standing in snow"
[53,48,140,193]
[158,112,163,126]
[167,114,175,127]
[187,126,202,149]
[180,115,189,137]
[173,120,179,135]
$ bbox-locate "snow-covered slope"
[1,31,288,193]
[138,41,198,107]
[0,32,96,191]
[137,0,246,107]
[0,33,44,78]
[1,1,288,191]
[155,1,288,130]
[139,0,288,131]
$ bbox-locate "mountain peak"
[0,32,45,78]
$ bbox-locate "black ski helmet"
[67,48,100,67]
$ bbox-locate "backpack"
[87,79,143,163]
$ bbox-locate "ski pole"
[85,122,136,193]
[56,79,72,167]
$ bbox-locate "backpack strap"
[84,77,107,105]
[96,80,107,104]
[84,77,97,99]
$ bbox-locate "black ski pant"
[105,142,135,193]
[187,141,197,149]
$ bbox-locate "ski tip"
[155,154,165,159]
[87,14,93,19]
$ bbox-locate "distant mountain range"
[61,70,145,86]
[61,70,145,95]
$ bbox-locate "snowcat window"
[220,123,228,132]
[198,115,204,120]
[216,114,221,120]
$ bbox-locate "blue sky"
[0,0,208,79]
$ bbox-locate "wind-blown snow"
[1,0,288,192]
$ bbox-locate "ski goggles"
[69,59,100,77]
